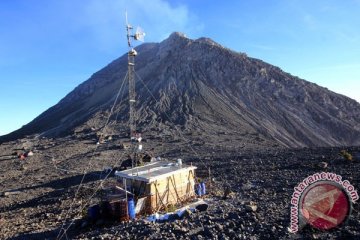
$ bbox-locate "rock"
[215,223,223,231]
[227,221,236,228]
[195,203,208,212]
[242,182,255,190]
[196,234,204,240]
[240,224,246,231]
[188,226,203,235]
[203,226,214,238]
[4,191,21,196]
[228,212,240,220]
[312,233,320,239]
[246,202,258,212]
[318,161,328,169]
[26,151,34,157]
[182,209,193,219]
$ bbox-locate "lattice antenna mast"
[125,12,145,139]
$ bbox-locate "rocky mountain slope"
[1,32,359,147]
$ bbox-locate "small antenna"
[125,10,133,47]
[125,11,145,48]
[125,10,128,26]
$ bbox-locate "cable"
[57,152,128,239]
[114,76,127,124]
[101,72,128,132]
[58,64,239,238]
[56,72,129,239]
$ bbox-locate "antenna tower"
[125,12,145,140]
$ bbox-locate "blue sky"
[0,0,359,136]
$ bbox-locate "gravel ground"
[0,136,359,239]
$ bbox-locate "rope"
[56,127,131,239]
[57,154,127,239]
[101,72,128,131]
[56,72,129,239]
[57,66,242,238]
[57,153,127,239]
[114,73,128,125]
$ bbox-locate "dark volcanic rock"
[1,32,359,147]
[1,144,359,238]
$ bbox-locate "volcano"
[1,32,359,147]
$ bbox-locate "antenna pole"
[124,14,145,172]
[125,14,137,139]
[128,50,136,138]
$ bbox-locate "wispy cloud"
[74,0,203,52]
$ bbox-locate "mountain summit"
[1,32,360,147]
